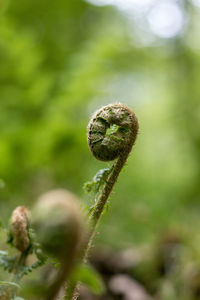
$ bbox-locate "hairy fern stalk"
[65,103,139,300]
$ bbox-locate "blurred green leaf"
[0,281,20,289]
[72,263,105,295]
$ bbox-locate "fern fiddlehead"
[88,103,138,161]
[65,103,139,300]
[11,206,30,253]
[32,189,85,300]
[87,103,139,231]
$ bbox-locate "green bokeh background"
[0,0,200,252]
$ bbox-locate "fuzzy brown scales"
[11,206,30,252]
[87,103,139,161]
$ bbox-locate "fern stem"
[46,259,75,300]
[64,103,139,300]
[86,152,128,256]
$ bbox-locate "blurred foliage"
[0,0,200,288]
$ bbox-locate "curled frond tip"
[87,103,139,161]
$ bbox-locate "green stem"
[86,152,129,258]
[64,281,78,300]
[64,151,129,300]
[10,251,28,298]
[46,255,76,300]
[64,103,139,300]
